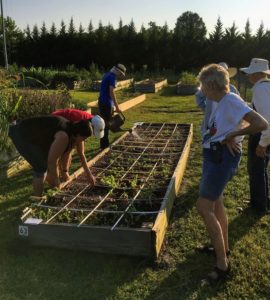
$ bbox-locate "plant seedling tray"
[19,122,193,258]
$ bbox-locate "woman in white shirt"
[196,64,268,285]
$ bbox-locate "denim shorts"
[199,145,241,201]
[8,125,47,177]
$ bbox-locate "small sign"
[18,225,29,236]
[24,218,43,225]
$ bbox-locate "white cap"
[218,62,237,78]
[240,58,270,75]
[91,115,105,139]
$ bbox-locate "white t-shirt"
[252,79,270,147]
[202,92,252,148]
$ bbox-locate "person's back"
[99,71,116,105]
[52,108,92,122]
[18,115,70,154]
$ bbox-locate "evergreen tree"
[59,20,66,35]
[78,23,84,36]
[40,22,48,37]
[209,17,224,42]
[32,24,39,40]
[24,24,32,39]
[68,17,76,35]
[243,19,252,40]
[50,22,57,37]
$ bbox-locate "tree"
[40,22,48,37]
[173,11,207,70]
[59,20,66,35]
[68,17,76,35]
[32,24,39,40]
[50,22,57,37]
[243,19,252,40]
[209,17,224,42]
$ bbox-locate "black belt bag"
[210,142,223,163]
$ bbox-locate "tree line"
[1,11,270,72]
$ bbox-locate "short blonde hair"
[198,64,230,92]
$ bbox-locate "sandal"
[195,245,231,256]
[201,264,231,286]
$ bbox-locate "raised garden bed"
[87,94,146,113]
[19,122,193,258]
[91,78,134,91]
[134,79,168,93]
[176,81,198,95]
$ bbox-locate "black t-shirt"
[18,115,72,155]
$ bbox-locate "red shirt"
[52,109,93,122]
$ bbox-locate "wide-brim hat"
[218,62,237,78]
[90,115,105,139]
[111,63,126,76]
[240,58,270,75]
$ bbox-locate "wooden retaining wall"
[134,79,168,93]
[87,94,146,112]
[92,78,134,91]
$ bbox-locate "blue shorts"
[199,145,241,201]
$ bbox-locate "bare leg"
[32,174,46,197]
[196,197,228,270]
[214,195,229,253]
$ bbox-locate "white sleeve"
[253,86,270,147]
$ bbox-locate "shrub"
[179,71,198,85]
[50,72,80,89]
[7,89,72,121]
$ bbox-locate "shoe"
[201,263,231,286]
[195,245,231,256]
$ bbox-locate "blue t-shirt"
[98,72,116,105]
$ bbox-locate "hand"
[256,145,267,158]
[223,132,236,143]
[116,107,122,113]
[225,139,241,156]
[46,173,60,187]
[87,173,96,186]
[61,171,71,182]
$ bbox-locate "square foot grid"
[27,123,191,230]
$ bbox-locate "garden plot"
[134,79,168,93]
[19,123,193,258]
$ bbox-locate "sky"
[4,0,270,34]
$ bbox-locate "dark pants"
[247,133,270,212]
[8,125,47,177]
[98,102,113,149]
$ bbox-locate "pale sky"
[4,0,270,34]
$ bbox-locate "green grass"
[0,86,270,300]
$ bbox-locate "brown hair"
[71,120,93,137]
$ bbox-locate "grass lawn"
[71,87,142,108]
[0,85,269,299]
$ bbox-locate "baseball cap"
[90,115,105,139]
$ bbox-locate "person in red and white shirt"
[52,108,105,185]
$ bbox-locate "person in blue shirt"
[98,63,126,149]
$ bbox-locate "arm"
[224,110,268,142]
[109,85,121,113]
[76,141,96,186]
[46,131,69,187]
[195,89,207,112]
[59,148,73,181]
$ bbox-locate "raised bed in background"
[87,94,146,112]
[134,79,168,93]
[19,122,193,258]
[176,81,198,95]
[91,78,134,91]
